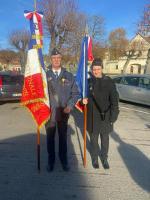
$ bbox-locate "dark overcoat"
[87,74,119,135]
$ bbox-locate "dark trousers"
[90,132,109,162]
[46,120,68,165]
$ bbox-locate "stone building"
[103,33,150,74]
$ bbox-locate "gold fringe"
[33,44,43,49]
[21,97,47,106]
[32,34,43,39]
[21,103,51,129]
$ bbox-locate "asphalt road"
[0,101,150,200]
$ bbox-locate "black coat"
[87,74,119,134]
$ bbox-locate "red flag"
[88,37,94,62]
[21,11,51,128]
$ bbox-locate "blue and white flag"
[75,36,93,112]
[76,36,94,98]
[76,36,88,99]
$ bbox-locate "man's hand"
[63,106,71,114]
[82,98,88,105]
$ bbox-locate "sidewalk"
[0,103,150,200]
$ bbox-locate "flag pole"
[83,26,88,168]
[37,127,41,172]
[34,0,37,11]
[34,0,40,172]
[83,104,87,167]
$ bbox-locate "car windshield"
[123,77,139,87]
[113,77,122,83]
[1,75,24,85]
[11,76,24,84]
[139,77,150,89]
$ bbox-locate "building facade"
[103,34,150,74]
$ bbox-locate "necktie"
[54,71,58,79]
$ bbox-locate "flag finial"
[85,24,89,36]
[34,0,37,11]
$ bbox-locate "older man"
[45,48,79,172]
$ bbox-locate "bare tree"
[137,4,150,36]
[88,15,104,42]
[108,28,129,60]
[92,42,107,59]
[122,37,144,73]
[38,0,105,69]
[9,29,30,73]
[63,14,105,64]
[122,50,142,74]
[108,28,142,74]
[39,0,82,53]
[137,4,150,74]
[0,50,18,70]
[145,49,150,73]
[64,13,86,62]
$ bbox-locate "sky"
[0,0,149,53]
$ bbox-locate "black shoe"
[46,164,54,172]
[102,159,110,169]
[92,161,99,169]
[62,164,70,172]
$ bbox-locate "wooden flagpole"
[83,27,88,168]
[34,0,40,172]
[83,104,87,167]
[37,127,41,172]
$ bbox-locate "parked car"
[112,74,150,106]
[0,72,24,103]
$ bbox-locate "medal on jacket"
[61,78,66,85]
[47,77,52,81]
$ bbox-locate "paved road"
[0,101,150,200]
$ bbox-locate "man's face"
[92,65,103,78]
[51,54,62,69]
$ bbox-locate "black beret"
[91,58,103,68]
[51,48,61,56]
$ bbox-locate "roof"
[130,33,150,44]
[143,36,150,44]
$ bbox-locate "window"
[2,75,24,85]
[122,77,139,87]
[2,75,12,84]
[113,77,122,84]
[139,77,150,90]
[130,66,133,74]
[11,75,24,85]
[138,66,141,74]
[116,65,118,70]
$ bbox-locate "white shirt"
[52,68,61,76]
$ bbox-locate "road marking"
[120,106,150,115]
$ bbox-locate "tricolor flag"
[75,35,93,167]
[21,11,51,128]
[75,36,94,112]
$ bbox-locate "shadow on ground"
[0,126,90,200]
[72,109,91,164]
[72,109,114,167]
[111,131,150,192]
